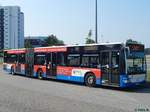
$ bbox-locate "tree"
[85,30,95,44]
[145,48,150,55]
[43,34,64,46]
[126,39,141,45]
[25,39,32,48]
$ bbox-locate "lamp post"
[95,0,98,43]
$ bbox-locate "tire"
[11,67,15,75]
[85,73,96,87]
[37,70,43,80]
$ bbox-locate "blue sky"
[0,0,150,47]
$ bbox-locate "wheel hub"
[88,76,94,84]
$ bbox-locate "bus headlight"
[123,79,129,83]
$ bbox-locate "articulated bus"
[3,42,147,88]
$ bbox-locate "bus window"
[111,52,119,68]
[34,54,46,65]
[81,54,99,68]
[67,54,80,67]
[81,56,89,67]
[18,54,25,64]
[90,55,99,68]
[4,54,17,63]
[57,53,66,66]
[111,51,120,75]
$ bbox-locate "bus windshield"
[127,56,146,75]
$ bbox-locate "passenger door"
[25,48,34,77]
[15,54,21,73]
[46,53,51,78]
[101,51,110,84]
[46,53,57,78]
[111,51,120,84]
[51,53,57,76]
[101,51,120,85]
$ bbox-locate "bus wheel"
[85,73,96,87]
[11,67,15,75]
[37,70,43,80]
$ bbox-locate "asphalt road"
[0,67,150,112]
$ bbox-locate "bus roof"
[34,42,124,49]
[4,48,26,52]
[66,42,124,47]
[4,48,26,54]
[4,42,125,53]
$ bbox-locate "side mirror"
[125,47,130,56]
[97,64,101,68]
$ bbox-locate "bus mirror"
[97,64,101,68]
[106,64,109,69]
[101,64,109,69]
[113,64,119,68]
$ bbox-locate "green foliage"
[85,30,95,44]
[126,39,141,45]
[147,70,150,82]
[25,40,32,48]
[145,48,150,55]
[43,35,64,46]
[85,38,95,44]
[88,29,92,38]
[0,50,3,57]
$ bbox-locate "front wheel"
[85,73,96,87]
[37,70,43,80]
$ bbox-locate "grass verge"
[147,70,150,82]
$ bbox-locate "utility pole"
[95,0,98,43]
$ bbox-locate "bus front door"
[101,51,119,85]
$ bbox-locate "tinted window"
[101,52,109,65]
[57,53,66,66]
[18,54,25,64]
[34,54,46,65]
[81,54,99,68]
[4,53,17,63]
[111,51,120,75]
[67,54,80,66]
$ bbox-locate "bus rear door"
[25,48,34,77]
[46,53,57,78]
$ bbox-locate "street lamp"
[95,0,98,43]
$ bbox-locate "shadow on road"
[8,73,150,94]
[46,78,150,94]
[99,83,150,94]
[123,83,150,94]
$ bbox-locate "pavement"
[0,67,150,112]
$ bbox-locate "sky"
[0,0,150,47]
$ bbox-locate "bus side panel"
[90,69,101,85]
[120,74,128,87]
[120,74,146,88]
[20,64,25,75]
[56,66,101,84]
[33,65,46,78]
